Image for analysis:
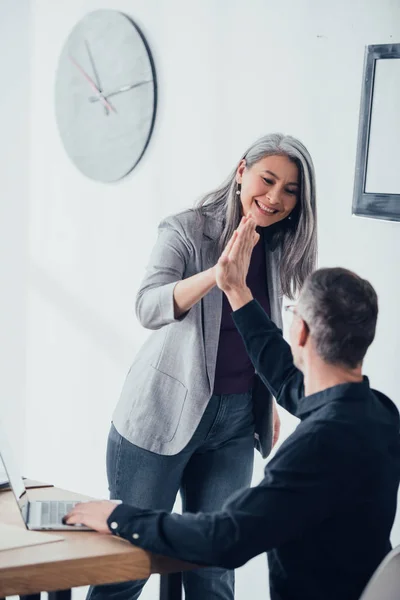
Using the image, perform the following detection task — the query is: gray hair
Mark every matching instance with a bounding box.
[196,133,317,299]
[297,268,378,368]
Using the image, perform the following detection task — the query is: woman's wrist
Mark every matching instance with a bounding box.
[208,265,217,284]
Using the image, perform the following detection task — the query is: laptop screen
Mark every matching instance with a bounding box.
[0,427,29,527]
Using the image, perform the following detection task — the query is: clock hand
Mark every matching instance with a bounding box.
[88,80,152,103]
[85,39,108,116]
[69,56,116,113]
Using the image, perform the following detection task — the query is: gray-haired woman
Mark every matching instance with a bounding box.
[89,133,317,600]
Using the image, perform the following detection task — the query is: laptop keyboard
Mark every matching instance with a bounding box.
[40,501,76,526]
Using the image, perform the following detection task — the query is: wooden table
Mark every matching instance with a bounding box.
[0,485,192,600]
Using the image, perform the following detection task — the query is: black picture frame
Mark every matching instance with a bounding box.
[352,43,400,222]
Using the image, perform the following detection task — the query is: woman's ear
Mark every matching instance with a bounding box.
[236,159,247,184]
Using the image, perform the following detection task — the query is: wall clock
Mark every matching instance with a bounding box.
[55,10,157,182]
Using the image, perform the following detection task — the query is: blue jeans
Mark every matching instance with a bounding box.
[88,391,255,600]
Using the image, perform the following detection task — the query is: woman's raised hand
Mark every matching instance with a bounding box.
[216,216,259,294]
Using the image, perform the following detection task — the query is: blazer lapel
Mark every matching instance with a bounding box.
[200,215,223,391]
[264,236,283,329]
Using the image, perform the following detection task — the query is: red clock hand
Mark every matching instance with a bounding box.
[69,56,116,113]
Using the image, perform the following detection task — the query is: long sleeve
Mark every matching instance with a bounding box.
[106,428,344,569]
[232,299,304,415]
[135,217,192,330]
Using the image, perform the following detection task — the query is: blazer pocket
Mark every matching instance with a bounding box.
[128,364,188,444]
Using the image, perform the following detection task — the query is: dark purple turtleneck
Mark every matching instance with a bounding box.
[213,234,271,395]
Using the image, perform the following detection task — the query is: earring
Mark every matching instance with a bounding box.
[236,183,241,196]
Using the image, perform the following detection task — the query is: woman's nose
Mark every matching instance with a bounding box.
[266,190,280,206]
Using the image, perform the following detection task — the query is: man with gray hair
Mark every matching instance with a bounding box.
[65,217,400,600]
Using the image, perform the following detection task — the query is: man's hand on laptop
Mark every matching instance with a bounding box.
[63,500,120,533]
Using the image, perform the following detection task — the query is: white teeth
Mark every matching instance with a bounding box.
[257,201,276,214]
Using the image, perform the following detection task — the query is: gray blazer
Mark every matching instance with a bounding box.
[113,209,283,457]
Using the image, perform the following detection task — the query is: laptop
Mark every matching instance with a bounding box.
[0,433,91,531]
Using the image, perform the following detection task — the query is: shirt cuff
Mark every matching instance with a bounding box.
[107,503,145,540]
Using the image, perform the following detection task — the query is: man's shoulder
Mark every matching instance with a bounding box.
[370,387,400,424]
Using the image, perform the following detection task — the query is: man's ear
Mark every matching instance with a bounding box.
[298,319,310,348]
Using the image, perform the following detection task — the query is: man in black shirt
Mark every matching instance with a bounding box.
[65,218,400,600]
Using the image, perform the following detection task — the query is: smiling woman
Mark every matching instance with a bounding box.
[238,155,300,225]
[90,133,318,600]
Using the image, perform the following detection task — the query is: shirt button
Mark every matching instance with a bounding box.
[132,533,140,540]
[110,521,118,530]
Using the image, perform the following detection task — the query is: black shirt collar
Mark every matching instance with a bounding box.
[296,376,371,418]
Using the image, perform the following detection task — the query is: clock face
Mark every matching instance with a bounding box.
[55,10,157,182]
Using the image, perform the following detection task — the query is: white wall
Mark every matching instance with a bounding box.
[0,0,30,466]
[18,0,400,598]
